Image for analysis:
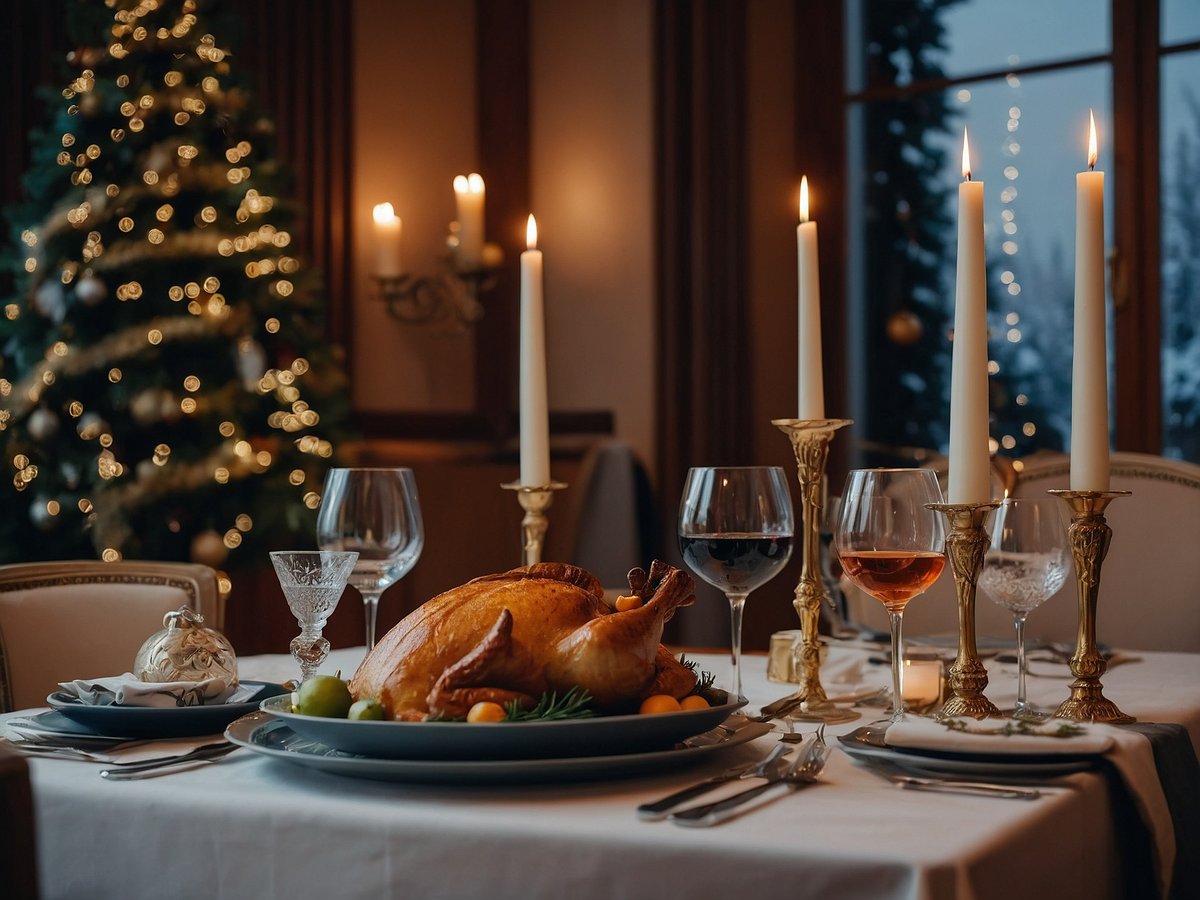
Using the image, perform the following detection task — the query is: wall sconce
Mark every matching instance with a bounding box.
[371,175,504,331]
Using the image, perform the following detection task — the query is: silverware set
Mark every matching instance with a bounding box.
[638,727,831,828]
[3,730,238,779]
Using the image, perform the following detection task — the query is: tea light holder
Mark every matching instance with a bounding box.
[501,480,568,567]
[772,417,852,716]
[1047,489,1134,724]
[927,501,1002,719]
[901,657,943,711]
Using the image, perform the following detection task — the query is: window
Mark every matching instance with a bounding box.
[841,0,1198,464]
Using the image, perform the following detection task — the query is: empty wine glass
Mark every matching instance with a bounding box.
[834,468,947,721]
[678,466,794,703]
[316,467,424,650]
[978,497,1069,720]
[270,550,359,681]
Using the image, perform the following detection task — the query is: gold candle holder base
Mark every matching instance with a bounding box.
[1047,489,1134,725]
[501,480,568,567]
[927,501,1002,719]
[771,417,853,714]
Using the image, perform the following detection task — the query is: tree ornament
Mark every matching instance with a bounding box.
[75,272,107,306]
[886,309,924,346]
[236,339,268,390]
[28,408,60,442]
[130,388,163,425]
[190,529,229,567]
[29,498,57,531]
[34,280,66,322]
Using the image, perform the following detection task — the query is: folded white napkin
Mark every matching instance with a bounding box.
[885,715,1115,755]
[886,717,1174,897]
[58,673,256,708]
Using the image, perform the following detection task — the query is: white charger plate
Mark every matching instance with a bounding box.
[227,711,772,784]
[260,693,747,760]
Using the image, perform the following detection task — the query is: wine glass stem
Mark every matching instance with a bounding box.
[727,593,748,702]
[1014,613,1028,710]
[889,610,905,720]
[363,591,382,650]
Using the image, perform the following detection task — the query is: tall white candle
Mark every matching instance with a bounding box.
[1071,112,1110,491]
[454,172,485,269]
[947,130,992,505]
[371,202,402,277]
[519,214,550,486]
[797,176,825,420]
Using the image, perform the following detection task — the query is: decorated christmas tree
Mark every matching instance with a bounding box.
[0,0,350,577]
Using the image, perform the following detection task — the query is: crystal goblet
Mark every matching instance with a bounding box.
[978,497,1069,720]
[269,550,359,682]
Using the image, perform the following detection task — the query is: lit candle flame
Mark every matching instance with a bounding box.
[1087,110,1098,170]
[526,214,538,250]
[453,175,468,193]
[799,176,809,224]
[467,172,484,193]
[372,202,397,225]
[961,128,972,181]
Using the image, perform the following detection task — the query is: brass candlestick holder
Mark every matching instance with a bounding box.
[1047,489,1134,724]
[772,417,852,716]
[501,480,568,567]
[927,501,1002,719]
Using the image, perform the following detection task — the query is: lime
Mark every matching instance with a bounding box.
[294,675,353,718]
[348,699,385,721]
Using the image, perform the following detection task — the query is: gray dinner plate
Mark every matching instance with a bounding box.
[260,694,748,760]
[227,711,772,784]
[46,682,290,738]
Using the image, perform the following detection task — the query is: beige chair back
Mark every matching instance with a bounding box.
[842,452,1200,653]
[0,561,222,712]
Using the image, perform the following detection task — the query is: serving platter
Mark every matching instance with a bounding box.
[260,694,748,760]
[45,681,290,738]
[227,711,771,784]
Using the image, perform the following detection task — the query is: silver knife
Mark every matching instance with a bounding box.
[636,744,790,820]
[99,742,238,779]
[886,772,1041,800]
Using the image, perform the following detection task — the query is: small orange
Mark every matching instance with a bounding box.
[466,701,507,723]
[680,694,710,710]
[614,594,643,611]
[638,694,682,715]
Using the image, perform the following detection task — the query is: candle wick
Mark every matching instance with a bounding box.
[1088,161,1095,172]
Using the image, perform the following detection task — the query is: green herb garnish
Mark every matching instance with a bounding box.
[505,686,596,721]
[942,719,1086,738]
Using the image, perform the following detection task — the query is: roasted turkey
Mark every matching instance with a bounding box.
[350,560,698,720]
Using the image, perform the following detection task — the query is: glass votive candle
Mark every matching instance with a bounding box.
[901,658,943,710]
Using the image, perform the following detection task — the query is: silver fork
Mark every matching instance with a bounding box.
[669,726,831,827]
[637,743,791,820]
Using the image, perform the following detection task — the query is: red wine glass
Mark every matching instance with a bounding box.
[834,468,947,721]
[678,466,794,702]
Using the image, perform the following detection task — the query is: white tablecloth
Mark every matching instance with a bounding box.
[11,643,1200,900]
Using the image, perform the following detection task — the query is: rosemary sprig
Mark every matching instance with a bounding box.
[678,654,718,698]
[504,686,596,721]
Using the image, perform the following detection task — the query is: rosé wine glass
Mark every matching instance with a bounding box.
[834,468,947,721]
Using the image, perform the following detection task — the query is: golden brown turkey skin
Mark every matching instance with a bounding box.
[349,561,697,719]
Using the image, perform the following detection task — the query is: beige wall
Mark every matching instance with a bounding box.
[349,0,657,479]
[352,0,477,413]
[531,0,656,475]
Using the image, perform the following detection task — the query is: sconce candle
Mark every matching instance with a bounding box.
[454,172,486,269]
[371,202,403,278]
[797,176,824,420]
[1071,111,1110,491]
[519,214,550,486]
[947,130,992,505]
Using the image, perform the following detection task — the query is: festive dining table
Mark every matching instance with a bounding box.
[7,641,1199,900]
